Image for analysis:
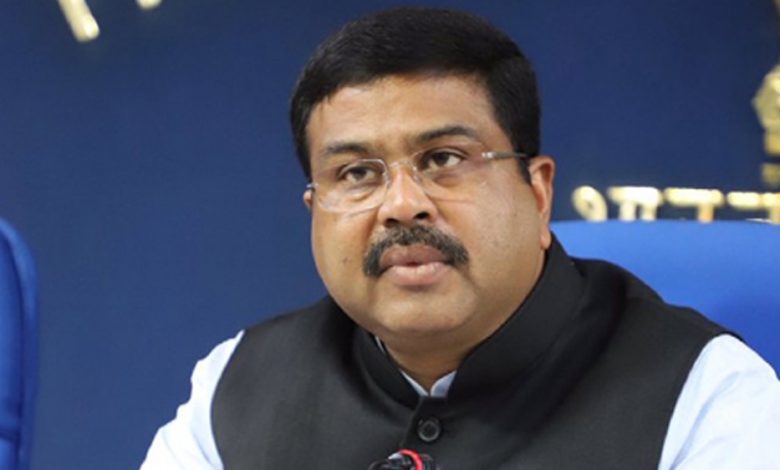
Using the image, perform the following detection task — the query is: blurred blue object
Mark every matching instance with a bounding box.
[552,220,780,371]
[0,219,37,470]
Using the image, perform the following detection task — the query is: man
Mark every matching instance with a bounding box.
[142,7,780,469]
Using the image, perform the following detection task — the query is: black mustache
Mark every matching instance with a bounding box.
[363,225,469,278]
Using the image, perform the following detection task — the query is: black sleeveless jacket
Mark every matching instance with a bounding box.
[212,240,725,469]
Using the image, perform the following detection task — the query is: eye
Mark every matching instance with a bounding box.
[421,150,467,171]
[336,161,383,184]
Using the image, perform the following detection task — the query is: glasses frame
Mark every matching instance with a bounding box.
[306,149,532,213]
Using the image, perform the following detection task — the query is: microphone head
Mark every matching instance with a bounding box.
[367,449,438,470]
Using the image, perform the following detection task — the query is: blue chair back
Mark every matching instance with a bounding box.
[0,219,37,470]
[552,220,780,371]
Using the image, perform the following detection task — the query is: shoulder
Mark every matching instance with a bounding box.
[660,335,780,468]
[235,296,355,358]
[570,257,728,410]
[243,296,348,334]
[214,296,358,404]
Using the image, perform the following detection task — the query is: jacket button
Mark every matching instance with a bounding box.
[416,417,441,443]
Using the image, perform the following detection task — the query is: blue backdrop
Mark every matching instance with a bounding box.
[1,1,778,468]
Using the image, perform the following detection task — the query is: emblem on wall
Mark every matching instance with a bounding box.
[572,0,780,224]
[753,0,780,188]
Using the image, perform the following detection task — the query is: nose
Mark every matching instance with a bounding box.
[376,162,438,228]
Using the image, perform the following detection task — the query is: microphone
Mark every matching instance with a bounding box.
[367,448,439,470]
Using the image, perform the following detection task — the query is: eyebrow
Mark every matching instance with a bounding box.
[317,124,483,160]
[413,125,482,145]
[319,141,373,161]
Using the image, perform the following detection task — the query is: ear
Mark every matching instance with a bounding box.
[303,189,313,212]
[528,155,556,249]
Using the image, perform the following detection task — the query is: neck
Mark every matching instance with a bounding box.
[382,340,467,391]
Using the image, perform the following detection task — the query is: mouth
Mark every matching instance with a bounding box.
[362,224,469,280]
[378,244,451,287]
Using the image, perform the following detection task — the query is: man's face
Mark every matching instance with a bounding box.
[304,74,554,354]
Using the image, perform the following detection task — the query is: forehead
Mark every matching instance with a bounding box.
[306,74,510,161]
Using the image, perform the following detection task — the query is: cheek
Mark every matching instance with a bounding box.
[311,213,369,281]
[467,188,542,268]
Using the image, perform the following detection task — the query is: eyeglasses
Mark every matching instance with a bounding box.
[306,141,531,213]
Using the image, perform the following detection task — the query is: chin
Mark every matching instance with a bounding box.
[373,303,467,338]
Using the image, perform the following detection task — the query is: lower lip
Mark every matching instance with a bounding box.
[382,261,449,287]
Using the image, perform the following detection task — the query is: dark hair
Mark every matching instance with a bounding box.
[290,7,540,181]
